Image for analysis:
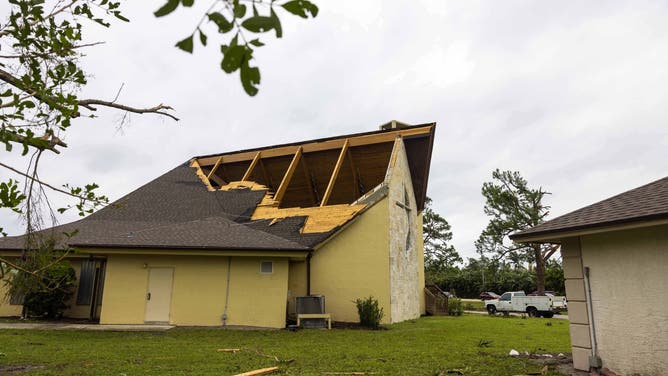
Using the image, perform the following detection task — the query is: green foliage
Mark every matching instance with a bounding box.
[22,261,76,319]
[545,259,565,295]
[423,197,462,283]
[6,237,76,319]
[447,297,463,316]
[157,0,319,96]
[0,0,129,156]
[476,169,555,292]
[0,179,26,236]
[432,257,565,299]
[354,296,384,329]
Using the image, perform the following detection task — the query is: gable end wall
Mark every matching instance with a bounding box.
[387,138,424,323]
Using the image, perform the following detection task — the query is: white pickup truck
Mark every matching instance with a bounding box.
[485,291,567,318]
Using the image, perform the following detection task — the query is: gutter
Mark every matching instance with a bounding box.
[306,251,313,295]
[222,257,232,328]
[584,266,602,370]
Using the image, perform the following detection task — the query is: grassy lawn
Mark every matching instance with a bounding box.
[0,315,571,375]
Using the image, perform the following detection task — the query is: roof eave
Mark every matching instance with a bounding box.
[193,122,435,161]
[510,215,668,243]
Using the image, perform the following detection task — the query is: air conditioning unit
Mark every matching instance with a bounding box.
[296,295,325,314]
[295,295,327,329]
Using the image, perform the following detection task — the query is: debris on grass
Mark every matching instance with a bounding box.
[477,339,493,347]
[232,366,279,376]
[216,347,294,364]
[509,349,520,356]
[322,373,377,375]
[433,368,468,376]
[0,365,45,374]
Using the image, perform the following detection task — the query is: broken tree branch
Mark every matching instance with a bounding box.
[77,99,179,121]
[232,367,279,376]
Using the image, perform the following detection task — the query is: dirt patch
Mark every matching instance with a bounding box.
[0,365,45,373]
[522,353,589,376]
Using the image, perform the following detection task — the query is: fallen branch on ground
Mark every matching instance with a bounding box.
[232,366,279,376]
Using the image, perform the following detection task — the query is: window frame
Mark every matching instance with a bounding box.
[259,260,273,274]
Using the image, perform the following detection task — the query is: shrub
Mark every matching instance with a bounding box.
[20,261,76,319]
[354,296,384,329]
[448,297,463,316]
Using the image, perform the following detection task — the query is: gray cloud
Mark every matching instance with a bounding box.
[2,1,667,261]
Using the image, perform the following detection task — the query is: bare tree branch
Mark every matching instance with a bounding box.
[78,99,179,121]
[0,128,68,154]
[0,41,106,59]
[0,161,107,206]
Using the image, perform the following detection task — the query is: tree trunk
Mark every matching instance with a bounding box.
[533,244,546,294]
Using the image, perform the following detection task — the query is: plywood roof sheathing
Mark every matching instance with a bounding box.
[189,159,215,191]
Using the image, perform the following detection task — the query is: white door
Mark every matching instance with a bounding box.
[145,268,174,323]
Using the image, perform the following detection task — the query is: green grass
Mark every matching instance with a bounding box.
[0,315,571,375]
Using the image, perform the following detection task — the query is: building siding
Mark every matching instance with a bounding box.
[0,257,95,319]
[310,197,391,323]
[99,254,289,328]
[579,224,668,375]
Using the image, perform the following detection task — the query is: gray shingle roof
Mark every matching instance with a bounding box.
[0,162,316,252]
[511,176,668,241]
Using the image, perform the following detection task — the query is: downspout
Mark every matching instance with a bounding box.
[222,257,232,328]
[584,266,601,369]
[306,252,312,295]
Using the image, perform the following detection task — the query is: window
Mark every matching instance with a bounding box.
[76,260,96,305]
[9,288,24,305]
[500,293,511,301]
[2,264,23,305]
[260,261,273,274]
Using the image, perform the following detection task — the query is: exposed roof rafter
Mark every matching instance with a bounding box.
[241,152,262,181]
[321,139,349,207]
[274,147,303,204]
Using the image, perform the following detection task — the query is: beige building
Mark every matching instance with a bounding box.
[511,177,668,375]
[0,122,435,328]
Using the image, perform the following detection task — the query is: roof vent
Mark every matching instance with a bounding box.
[379,120,412,131]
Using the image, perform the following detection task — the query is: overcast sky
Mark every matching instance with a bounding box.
[2,1,667,260]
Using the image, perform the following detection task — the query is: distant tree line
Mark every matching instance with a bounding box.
[427,258,564,299]
[423,169,564,298]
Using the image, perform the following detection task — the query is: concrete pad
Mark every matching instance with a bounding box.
[0,322,173,331]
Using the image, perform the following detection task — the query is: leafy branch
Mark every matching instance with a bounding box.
[156,0,318,96]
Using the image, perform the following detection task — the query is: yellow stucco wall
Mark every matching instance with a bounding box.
[99,254,289,328]
[310,197,391,323]
[287,260,307,315]
[0,257,94,319]
[226,257,289,328]
[578,224,668,375]
[0,272,22,316]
